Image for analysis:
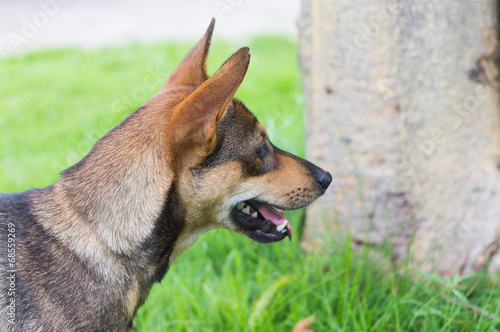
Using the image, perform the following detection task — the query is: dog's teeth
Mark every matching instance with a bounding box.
[237,202,245,210]
[280,229,287,233]
[251,211,258,219]
[276,219,288,232]
[242,206,251,215]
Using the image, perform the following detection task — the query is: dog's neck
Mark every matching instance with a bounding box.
[59,107,173,255]
[33,100,189,272]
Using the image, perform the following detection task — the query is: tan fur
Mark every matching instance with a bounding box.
[124,280,141,319]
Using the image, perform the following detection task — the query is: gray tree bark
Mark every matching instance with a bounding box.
[300,0,500,273]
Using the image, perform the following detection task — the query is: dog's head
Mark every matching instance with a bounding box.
[160,19,331,243]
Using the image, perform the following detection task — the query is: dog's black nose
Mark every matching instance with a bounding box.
[305,161,332,194]
[309,163,332,193]
[317,170,332,191]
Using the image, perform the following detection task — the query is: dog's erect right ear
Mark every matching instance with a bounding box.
[172,47,250,156]
[164,18,215,88]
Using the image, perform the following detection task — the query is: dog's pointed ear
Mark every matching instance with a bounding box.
[173,47,250,156]
[164,18,215,88]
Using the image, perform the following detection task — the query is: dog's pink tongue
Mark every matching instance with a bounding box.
[257,204,292,241]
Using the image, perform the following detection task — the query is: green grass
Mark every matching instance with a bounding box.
[1,38,500,331]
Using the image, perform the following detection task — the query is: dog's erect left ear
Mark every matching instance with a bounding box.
[173,47,250,156]
[164,18,215,88]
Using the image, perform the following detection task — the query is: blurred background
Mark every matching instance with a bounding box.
[0,0,300,56]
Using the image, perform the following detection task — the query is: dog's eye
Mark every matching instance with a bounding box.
[255,145,267,158]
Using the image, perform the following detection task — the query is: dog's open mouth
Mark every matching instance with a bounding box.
[232,200,292,243]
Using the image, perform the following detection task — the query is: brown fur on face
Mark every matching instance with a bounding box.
[0,18,331,330]
[172,98,329,243]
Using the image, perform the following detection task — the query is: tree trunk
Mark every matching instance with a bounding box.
[300,0,500,273]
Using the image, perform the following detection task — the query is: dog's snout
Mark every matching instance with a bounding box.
[307,162,332,193]
[317,170,332,191]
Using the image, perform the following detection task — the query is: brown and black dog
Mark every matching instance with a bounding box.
[0,19,331,331]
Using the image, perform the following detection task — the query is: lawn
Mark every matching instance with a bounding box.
[1,38,500,331]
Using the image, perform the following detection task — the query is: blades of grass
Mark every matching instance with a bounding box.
[336,233,351,327]
[419,271,446,284]
[347,242,371,331]
[440,298,465,331]
[478,279,500,332]
[389,274,402,332]
[451,288,468,303]
[371,311,393,331]
[409,305,445,327]
[168,269,206,319]
[248,274,295,330]
[408,292,443,328]
[400,229,417,298]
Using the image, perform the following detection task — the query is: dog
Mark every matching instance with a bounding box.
[0,18,331,331]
